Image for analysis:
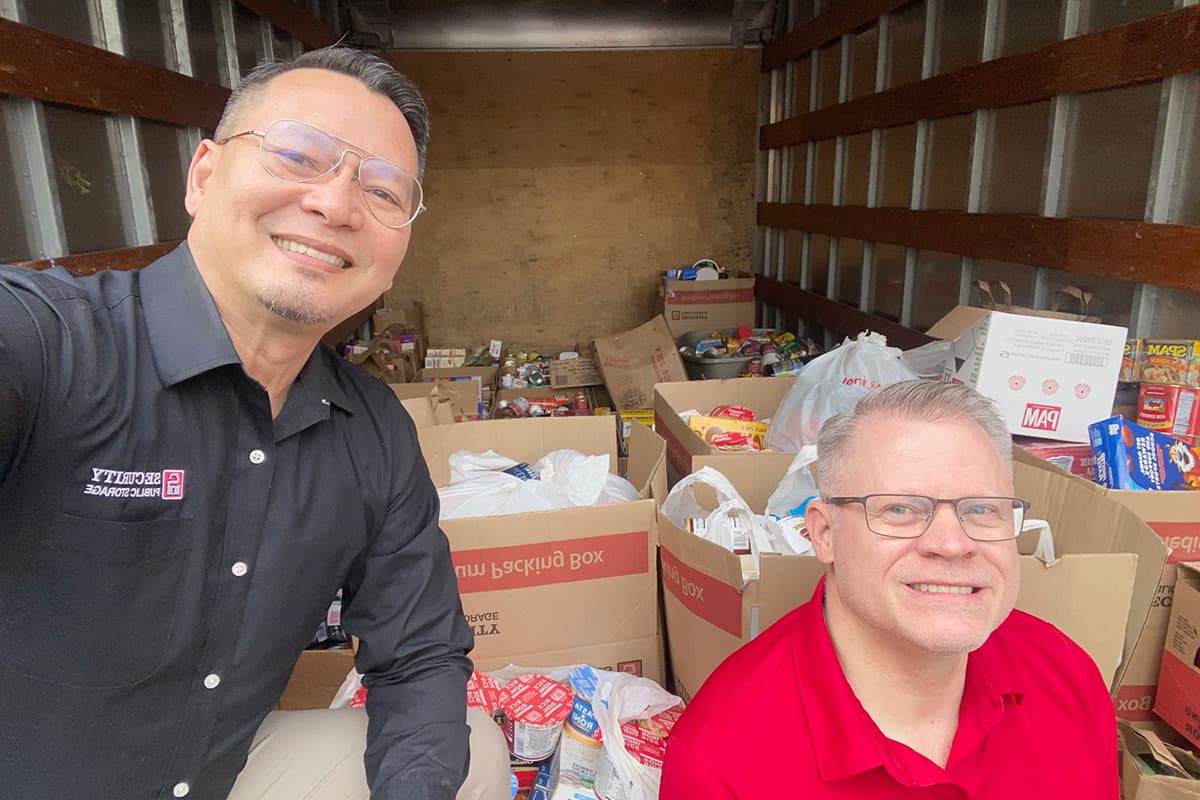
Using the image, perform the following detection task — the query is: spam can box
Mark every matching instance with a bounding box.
[1121,338,1142,383]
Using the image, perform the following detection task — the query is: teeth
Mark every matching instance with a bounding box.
[273,237,348,268]
[910,583,975,595]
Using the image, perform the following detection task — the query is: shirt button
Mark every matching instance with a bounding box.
[321,398,330,405]
[203,673,221,690]
[249,449,266,464]
[231,561,248,577]
[173,782,190,797]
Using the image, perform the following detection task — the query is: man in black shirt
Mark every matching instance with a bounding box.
[0,47,508,799]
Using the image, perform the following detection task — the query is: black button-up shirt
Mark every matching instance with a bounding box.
[0,245,474,800]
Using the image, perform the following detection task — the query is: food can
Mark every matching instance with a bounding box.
[495,400,520,419]
[556,666,603,787]
[528,396,558,415]
[497,675,573,761]
[573,391,591,412]
[511,396,531,416]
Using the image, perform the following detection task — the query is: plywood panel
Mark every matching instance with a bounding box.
[384,49,759,348]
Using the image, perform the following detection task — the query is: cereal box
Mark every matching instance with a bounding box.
[1139,339,1200,387]
[1089,416,1200,492]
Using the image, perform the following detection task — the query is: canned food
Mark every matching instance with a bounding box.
[528,396,558,414]
[497,675,573,761]
[495,400,520,419]
[511,396,531,416]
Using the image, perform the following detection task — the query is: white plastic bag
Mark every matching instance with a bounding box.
[661,467,780,578]
[592,671,683,800]
[764,445,820,517]
[764,332,919,453]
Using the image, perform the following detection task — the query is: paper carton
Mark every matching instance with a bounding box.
[659,272,757,338]
[653,377,795,488]
[416,416,668,683]
[926,307,1127,442]
[1119,722,1200,799]
[660,451,1164,705]
[593,317,688,411]
[1157,564,1200,748]
[548,354,603,389]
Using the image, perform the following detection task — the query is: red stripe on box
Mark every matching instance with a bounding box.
[1147,521,1200,564]
[666,289,755,305]
[655,413,693,480]
[452,531,649,594]
[1153,652,1200,740]
[659,545,744,638]
[1114,683,1158,721]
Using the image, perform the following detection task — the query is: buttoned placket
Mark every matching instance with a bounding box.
[159,378,277,798]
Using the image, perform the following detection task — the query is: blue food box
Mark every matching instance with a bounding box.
[1088,415,1200,491]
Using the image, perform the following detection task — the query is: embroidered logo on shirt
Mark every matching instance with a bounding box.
[82,467,186,500]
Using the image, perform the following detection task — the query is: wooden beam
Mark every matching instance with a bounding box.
[235,0,340,49]
[758,203,1200,293]
[761,0,912,72]
[18,243,180,276]
[0,20,229,129]
[762,5,1200,148]
[755,275,935,348]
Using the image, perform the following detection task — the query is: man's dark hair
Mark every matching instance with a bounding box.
[215,46,430,176]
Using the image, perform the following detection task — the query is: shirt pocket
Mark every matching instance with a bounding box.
[0,511,190,688]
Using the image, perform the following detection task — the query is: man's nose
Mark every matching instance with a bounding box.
[917,503,975,555]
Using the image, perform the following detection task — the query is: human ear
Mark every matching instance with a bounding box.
[806,502,837,566]
[184,139,219,217]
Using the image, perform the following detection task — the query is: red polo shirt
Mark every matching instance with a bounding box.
[660,578,1118,799]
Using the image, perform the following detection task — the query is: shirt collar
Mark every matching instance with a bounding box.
[139,243,354,417]
[794,577,1024,784]
[140,242,241,387]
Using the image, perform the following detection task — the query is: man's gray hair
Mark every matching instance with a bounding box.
[214,46,430,177]
[817,380,1013,497]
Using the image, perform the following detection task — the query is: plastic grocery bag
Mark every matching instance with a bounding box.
[591,671,683,800]
[662,467,785,578]
[438,448,637,519]
[764,445,820,517]
[764,332,919,453]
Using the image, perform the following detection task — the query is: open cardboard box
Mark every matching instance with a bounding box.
[653,376,795,487]
[416,415,668,682]
[659,451,1166,704]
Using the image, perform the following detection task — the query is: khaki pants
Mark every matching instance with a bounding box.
[228,707,511,800]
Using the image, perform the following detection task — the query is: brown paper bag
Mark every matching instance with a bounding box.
[972,279,1102,324]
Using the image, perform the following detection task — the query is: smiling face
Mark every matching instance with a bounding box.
[807,412,1020,660]
[184,68,419,330]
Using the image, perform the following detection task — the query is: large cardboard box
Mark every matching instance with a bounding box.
[659,272,757,338]
[1120,722,1200,799]
[1063,479,1200,723]
[660,452,1165,704]
[416,416,668,683]
[593,316,688,411]
[1156,564,1200,748]
[417,366,497,419]
[926,307,1127,443]
[653,376,795,490]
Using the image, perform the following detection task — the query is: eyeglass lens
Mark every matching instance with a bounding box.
[863,495,1024,540]
[258,120,422,227]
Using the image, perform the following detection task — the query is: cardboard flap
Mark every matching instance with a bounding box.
[1016,553,1138,688]
[926,306,990,340]
[1014,450,1170,688]
[418,415,620,487]
[594,316,688,410]
[625,419,667,501]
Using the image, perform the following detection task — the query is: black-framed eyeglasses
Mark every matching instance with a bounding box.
[216,118,426,229]
[824,494,1031,542]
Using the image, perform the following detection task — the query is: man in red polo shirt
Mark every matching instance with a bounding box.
[660,380,1118,798]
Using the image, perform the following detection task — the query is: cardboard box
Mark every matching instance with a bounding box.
[1120,722,1200,799]
[277,648,356,711]
[418,366,497,419]
[926,307,1127,443]
[1014,437,1097,481]
[593,316,688,411]
[416,416,668,683]
[391,383,462,426]
[653,377,795,489]
[660,449,1165,704]
[659,272,757,338]
[1157,564,1200,748]
[548,354,603,389]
